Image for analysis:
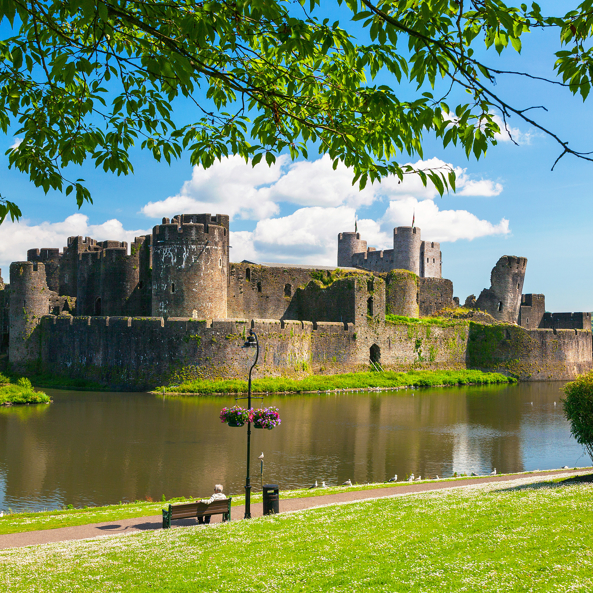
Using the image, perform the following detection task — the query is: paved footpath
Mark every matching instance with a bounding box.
[1,468,590,550]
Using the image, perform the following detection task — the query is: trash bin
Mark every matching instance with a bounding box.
[262,484,280,515]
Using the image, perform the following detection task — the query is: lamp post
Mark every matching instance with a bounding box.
[242,329,259,519]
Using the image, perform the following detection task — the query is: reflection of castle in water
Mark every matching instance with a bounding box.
[0,384,574,512]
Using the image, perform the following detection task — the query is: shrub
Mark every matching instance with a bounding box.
[563,371,593,461]
[0,372,10,385]
[16,377,33,389]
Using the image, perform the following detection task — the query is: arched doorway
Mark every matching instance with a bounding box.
[370,343,381,365]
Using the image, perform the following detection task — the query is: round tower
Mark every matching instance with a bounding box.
[393,227,422,275]
[9,261,51,367]
[151,215,229,319]
[385,270,419,318]
[100,247,140,316]
[27,248,61,292]
[337,232,367,267]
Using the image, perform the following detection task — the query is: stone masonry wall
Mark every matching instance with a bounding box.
[418,277,454,317]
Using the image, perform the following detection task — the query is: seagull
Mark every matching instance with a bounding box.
[562,466,569,469]
[308,481,318,489]
[258,452,264,460]
[387,475,398,482]
[407,474,415,482]
[435,475,440,480]
[341,479,352,486]
[471,472,478,476]
[415,475,422,481]
[321,481,327,488]
[554,402,557,406]
[490,468,497,475]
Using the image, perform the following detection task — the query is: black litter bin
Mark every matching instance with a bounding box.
[262,484,280,515]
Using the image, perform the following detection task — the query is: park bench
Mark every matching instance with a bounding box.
[162,498,232,528]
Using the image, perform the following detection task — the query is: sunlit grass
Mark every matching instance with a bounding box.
[1,474,592,592]
[160,369,515,395]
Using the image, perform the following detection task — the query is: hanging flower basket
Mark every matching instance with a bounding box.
[250,407,281,430]
[220,405,250,427]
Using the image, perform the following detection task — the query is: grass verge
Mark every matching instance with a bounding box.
[158,369,515,395]
[0,374,51,406]
[1,469,584,536]
[1,473,592,592]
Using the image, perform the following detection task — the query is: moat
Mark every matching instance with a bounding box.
[0,382,587,513]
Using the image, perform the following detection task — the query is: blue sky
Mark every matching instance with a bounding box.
[1,3,591,312]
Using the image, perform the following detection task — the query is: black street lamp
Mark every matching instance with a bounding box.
[241,329,259,519]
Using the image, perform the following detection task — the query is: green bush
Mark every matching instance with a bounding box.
[16,377,33,389]
[0,372,10,385]
[563,371,593,461]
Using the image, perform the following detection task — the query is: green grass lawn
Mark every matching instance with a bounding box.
[1,474,591,592]
[161,369,515,395]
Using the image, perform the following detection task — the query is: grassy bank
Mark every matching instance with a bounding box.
[158,369,515,395]
[1,469,581,536]
[0,374,50,406]
[1,473,592,592]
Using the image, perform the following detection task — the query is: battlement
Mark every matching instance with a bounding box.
[67,236,98,248]
[27,248,61,262]
[394,226,420,237]
[98,240,127,250]
[153,221,227,242]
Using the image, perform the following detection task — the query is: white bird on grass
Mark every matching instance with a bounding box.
[563,466,570,469]
[407,474,414,482]
[321,481,327,488]
[471,472,478,476]
[341,479,352,486]
[435,475,440,480]
[415,475,422,481]
[387,475,398,482]
[308,481,318,489]
[490,468,497,475]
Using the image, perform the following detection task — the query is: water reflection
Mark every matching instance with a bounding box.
[0,382,585,512]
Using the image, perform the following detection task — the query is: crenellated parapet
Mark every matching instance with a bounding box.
[152,214,229,319]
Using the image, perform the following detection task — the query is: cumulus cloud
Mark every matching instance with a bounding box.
[0,214,150,276]
[491,114,532,144]
[141,155,503,224]
[230,199,509,265]
[9,137,23,150]
[381,198,510,243]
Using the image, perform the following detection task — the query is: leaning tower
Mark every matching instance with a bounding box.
[393,227,422,275]
[151,214,229,319]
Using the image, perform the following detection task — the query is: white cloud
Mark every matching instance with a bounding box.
[141,154,287,221]
[9,138,22,150]
[381,198,510,243]
[0,214,150,277]
[141,155,503,224]
[230,199,509,266]
[491,114,532,144]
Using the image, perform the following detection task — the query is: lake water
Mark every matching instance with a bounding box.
[0,382,588,513]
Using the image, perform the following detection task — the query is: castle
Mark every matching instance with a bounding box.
[0,213,590,389]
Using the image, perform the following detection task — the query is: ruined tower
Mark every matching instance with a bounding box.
[151,214,229,319]
[475,255,527,323]
[9,262,51,368]
[393,227,422,275]
[337,232,367,267]
[27,248,61,292]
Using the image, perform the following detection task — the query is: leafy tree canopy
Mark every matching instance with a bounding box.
[1,0,592,222]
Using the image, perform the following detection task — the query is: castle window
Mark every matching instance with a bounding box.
[427,258,429,263]
[246,268,251,282]
[257,282,262,293]
[94,297,102,316]
[284,283,292,297]
[367,296,374,316]
[171,283,176,294]
[498,301,503,312]
[367,280,373,292]
[433,258,435,263]
[219,258,222,268]
[517,284,520,289]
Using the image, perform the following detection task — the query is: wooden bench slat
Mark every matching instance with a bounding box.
[162,498,232,529]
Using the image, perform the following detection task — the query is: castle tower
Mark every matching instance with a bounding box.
[420,241,442,278]
[27,248,61,292]
[475,255,527,323]
[100,245,140,316]
[60,236,100,297]
[337,232,367,267]
[151,214,229,318]
[393,227,422,275]
[9,262,51,368]
[76,251,102,315]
